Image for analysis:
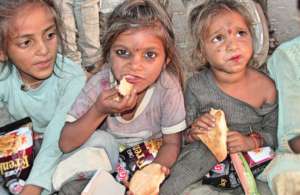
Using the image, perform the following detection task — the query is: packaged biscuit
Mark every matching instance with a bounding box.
[114,138,162,182]
[0,118,33,194]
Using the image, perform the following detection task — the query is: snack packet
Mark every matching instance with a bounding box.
[203,147,274,190]
[114,138,162,182]
[0,118,34,194]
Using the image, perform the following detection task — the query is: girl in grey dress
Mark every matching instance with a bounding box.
[160,0,277,194]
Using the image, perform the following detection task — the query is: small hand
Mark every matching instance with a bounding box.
[188,113,216,142]
[227,131,253,153]
[161,165,170,176]
[94,87,138,116]
[126,163,169,195]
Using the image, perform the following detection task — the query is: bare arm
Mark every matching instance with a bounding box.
[153,132,182,168]
[59,88,137,153]
[254,74,278,149]
[59,105,107,153]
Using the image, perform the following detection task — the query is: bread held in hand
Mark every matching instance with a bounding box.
[129,163,165,195]
[196,108,228,162]
[119,77,133,96]
[113,77,133,101]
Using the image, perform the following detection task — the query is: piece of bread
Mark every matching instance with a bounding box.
[119,77,133,96]
[129,163,165,195]
[196,108,228,162]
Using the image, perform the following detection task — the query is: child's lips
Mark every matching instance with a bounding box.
[124,74,142,84]
[34,59,52,68]
[229,55,241,61]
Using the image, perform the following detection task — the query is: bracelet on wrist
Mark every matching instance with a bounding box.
[248,131,263,149]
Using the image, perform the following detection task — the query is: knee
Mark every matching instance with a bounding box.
[84,131,119,169]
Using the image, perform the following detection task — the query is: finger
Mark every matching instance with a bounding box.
[227,131,243,142]
[228,146,237,154]
[207,113,216,121]
[161,166,170,176]
[191,125,209,134]
[107,97,127,111]
[227,131,240,137]
[228,139,246,152]
[227,141,242,149]
[193,120,211,131]
[189,126,209,141]
[227,134,240,143]
[190,131,208,142]
[126,88,138,109]
[112,95,132,111]
[203,113,216,124]
[102,87,119,98]
[190,133,201,141]
[228,145,241,153]
[196,114,215,129]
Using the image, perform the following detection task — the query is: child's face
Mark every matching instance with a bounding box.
[110,28,167,94]
[4,3,58,84]
[203,10,253,74]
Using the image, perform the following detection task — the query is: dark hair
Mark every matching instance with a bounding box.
[0,0,64,73]
[189,0,254,68]
[101,0,184,87]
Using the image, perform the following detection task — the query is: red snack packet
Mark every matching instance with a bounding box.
[0,118,34,194]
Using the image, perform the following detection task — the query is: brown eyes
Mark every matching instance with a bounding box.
[116,49,129,57]
[115,49,157,60]
[144,51,157,59]
[211,30,249,44]
[18,31,57,49]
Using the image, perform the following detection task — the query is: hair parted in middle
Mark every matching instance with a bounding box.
[189,0,255,69]
[101,0,184,87]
